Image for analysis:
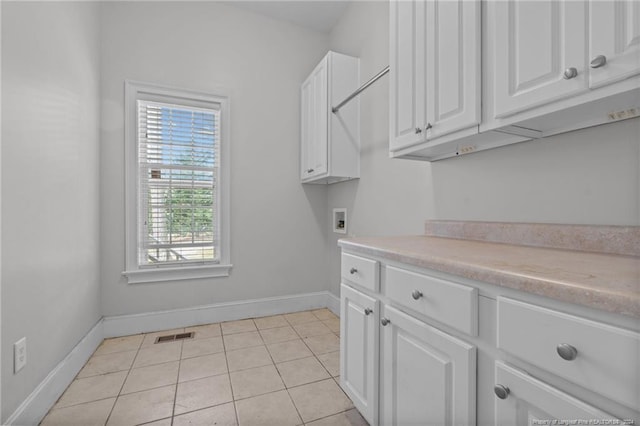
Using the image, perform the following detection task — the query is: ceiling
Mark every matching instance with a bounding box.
[226,1,351,33]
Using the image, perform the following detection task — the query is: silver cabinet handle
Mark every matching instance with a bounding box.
[364,308,373,316]
[494,384,510,400]
[563,67,578,79]
[307,168,314,173]
[425,123,433,131]
[349,267,358,274]
[411,290,423,300]
[590,55,607,69]
[415,127,422,134]
[557,343,578,361]
[381,318,390,326]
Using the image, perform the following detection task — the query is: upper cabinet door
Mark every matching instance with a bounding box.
[389,0,427,151]
[493,1,588,118]
[426,0,480,139]
[589,0,640,88]
[300,57,328,180]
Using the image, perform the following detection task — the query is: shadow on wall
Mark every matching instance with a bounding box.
[429,118,640,225]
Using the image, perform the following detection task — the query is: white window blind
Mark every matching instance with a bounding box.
[137,100,220,267]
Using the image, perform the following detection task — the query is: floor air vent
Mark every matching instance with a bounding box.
[155,332,194,344]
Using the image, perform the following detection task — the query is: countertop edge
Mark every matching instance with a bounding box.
[338,238,640,319]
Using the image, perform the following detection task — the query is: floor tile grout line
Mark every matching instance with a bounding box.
[300,407,360,426]
[260,328,305,426]
[103,334,144,426]
[219,322,241,426]
[170,340,185,426]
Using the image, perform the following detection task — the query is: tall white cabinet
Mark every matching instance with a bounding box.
[300,51,360,184]
[389,0,480,153]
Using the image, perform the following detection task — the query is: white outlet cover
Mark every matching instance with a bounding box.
[14,337,27,373]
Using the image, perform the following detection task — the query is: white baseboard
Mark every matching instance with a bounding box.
[5,319,104,426]
[7,290,340,425]
[326,291,340,316]
[103,290,338,338]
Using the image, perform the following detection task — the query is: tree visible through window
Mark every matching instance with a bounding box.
[138,101,220,266]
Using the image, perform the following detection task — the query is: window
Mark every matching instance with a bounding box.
[123,81,231,283]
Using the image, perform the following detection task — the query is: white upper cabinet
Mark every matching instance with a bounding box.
[389,0,480,153]
[426,0,481,139]
[300,51,360,184]
[389,0,640,160]
[389,0,426,152]
[493,1,588,118]
[301,57,329,180]
[589,0,640,88]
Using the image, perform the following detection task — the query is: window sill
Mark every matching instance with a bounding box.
[123,264,232,284]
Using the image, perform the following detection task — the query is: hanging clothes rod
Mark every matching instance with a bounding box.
[332,65,390,113]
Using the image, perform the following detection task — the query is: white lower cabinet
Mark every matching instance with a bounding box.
[340,284,379,425]
[380,305,476,426]
[339,251,639,425]
[494,362,618,425]
[339,253,477,426]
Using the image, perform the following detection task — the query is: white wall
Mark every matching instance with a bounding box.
[100,2,331,316]
[327,1,640,296]
[1,2,102,421]
[326,1,433,296]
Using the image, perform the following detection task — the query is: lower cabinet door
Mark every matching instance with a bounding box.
[340,283,379,425]
[494,361,618,425]
[380,304,476,426]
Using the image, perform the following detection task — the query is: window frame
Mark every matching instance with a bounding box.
[123,80,231,284]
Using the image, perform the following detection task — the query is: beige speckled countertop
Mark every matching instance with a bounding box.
[338,235,640,318]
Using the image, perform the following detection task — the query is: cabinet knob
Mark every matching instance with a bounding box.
[563,67,578,80]
[349,267,358,274]
[411,290,423,300]
[307,168,314,173]
[556,343,578,361]
[415,127,422,134]
[425,123,433,131]
[364,308,373,316]
[381,318,391,326]
[494,384,510,400]
[590,55,607,69]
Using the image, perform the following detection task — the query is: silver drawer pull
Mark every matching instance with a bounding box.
[563,67,578,80]
[411,290,423,300]
[590,55,607,69]
[307,168,314,173]
[349,267,358,274]
[415,127,422,134]
[556,343,578,361]
[494,384,510,400]
[364,308,373,316]
[381,318,390,326]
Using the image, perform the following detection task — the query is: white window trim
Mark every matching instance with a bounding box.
[123,80,231,284]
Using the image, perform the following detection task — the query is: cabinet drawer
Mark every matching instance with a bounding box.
[385,266,478,336]
[341,253,379,292]
[497,297,640,410]
[494,361,617,425]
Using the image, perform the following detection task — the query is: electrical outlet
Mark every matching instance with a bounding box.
[456,145,476,155]
[607,108,638,121]
[14,337,27,373]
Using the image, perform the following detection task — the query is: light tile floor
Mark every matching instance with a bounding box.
[41,309,368,426]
